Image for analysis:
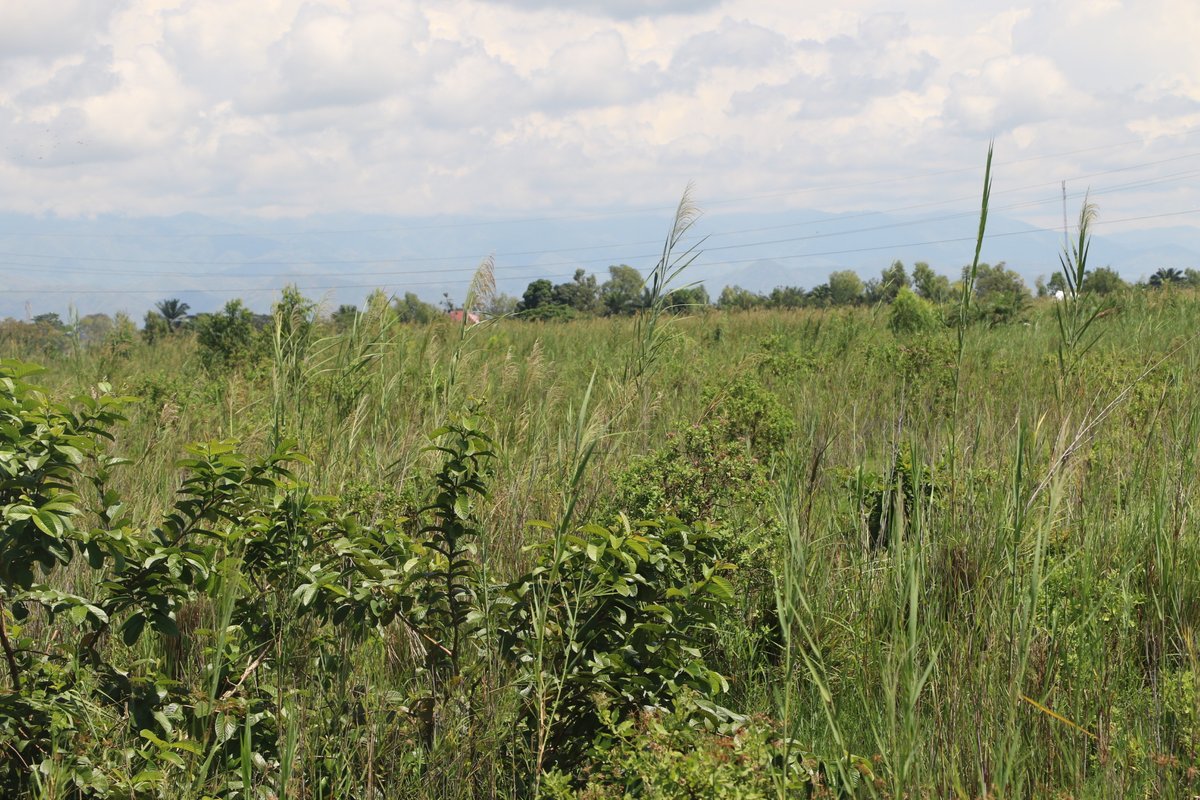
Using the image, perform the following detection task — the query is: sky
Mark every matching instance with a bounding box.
[2,0,1200,315]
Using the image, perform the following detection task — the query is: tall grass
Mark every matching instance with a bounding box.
[5,226,1200,797]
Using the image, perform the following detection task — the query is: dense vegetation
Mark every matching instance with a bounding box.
[3,197,1200,798]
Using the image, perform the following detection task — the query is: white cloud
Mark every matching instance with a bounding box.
[533,31,664,109]
[0,0,1197,225]
[670,17,792,73]
[471,0,721,19]
[944,54,1089,135]
[729,13,937,120]
[0,2,116,59]
[249,5,433,113]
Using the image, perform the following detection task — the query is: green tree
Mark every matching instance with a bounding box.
[1046,272,1068,296]
[273,285,315,342]
[552,269,600,313]
[394,292,440,324]
[481,293,519,318]
[767,286,807,309]
[717,285,764,311]
[876,260,910,303]
[828,270,864,306]
[32,313,64,330]
[517,279,579,320]
[1080,266,1127,295]
[600,265,645,315]
[912,262,951,303]
[194,299,259,370]
[331,304,359,331]
[665,285,709,313]
[518,279,555,313]
[807,283,833,306]
[155,298,190,331]
[1149,267,1185,288]
[972,262,1028,301]
[971,262,1030,322]
[75,313,114,343]
[141,310,170,344]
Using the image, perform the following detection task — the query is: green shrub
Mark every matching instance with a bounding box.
[499,518,736,774]
[615,424,769,528]
[888,287,939,335]
[193,299,263,371]
[757,334,816,381]
[969,262,1031,324]
[615,378,790,523]
[142,310,171,344]
[699,374,794,462]
[869,333,957,411]
[543,693,874,799]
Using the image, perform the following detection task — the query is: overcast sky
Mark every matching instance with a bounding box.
[2,0,1199,231]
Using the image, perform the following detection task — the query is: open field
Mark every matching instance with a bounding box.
[7,2,1200,797]
[3,279,1200,798]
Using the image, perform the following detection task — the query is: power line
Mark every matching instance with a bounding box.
[14,207,1199,297]
[4,164,1198,280]
[693,208,1200,269]
[3,150,1195,273]
[10,273,587,297]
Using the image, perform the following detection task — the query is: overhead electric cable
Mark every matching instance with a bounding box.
[15,207,1199,296]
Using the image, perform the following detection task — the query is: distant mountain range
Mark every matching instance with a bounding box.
[1,207,1197,320]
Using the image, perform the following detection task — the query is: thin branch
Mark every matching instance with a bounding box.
[0,594,22,692]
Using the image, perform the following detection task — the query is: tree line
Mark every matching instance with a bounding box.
[3,261,1198,359]
[510,261,1199,321]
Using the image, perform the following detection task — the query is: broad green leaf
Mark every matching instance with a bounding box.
[705,575,735,602]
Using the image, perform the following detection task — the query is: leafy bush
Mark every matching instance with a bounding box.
[0,361,511,795]
[0,360,313,795]
[394,291,441,323]
[542,692,880,799]
[757,334,816,381]
[700,374,794,461]
[614,373,790,599]
[970,262,1031,324]
[0,361,131,792]
[1081,266,1128,295]
[615,421,769,528]
[888,287,939,335]
[871,333,957,411]
[193,299,263,371]
[499,517,737,774]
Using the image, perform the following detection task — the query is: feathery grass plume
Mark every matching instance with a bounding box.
[625,183,706,387]
[466,253,497,319]
[444,254,496,409]
[269,285,319,449]
[305,294,400,482]
[1060,195,1096,299]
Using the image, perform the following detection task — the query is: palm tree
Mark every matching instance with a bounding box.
[1148,267,1184,288]
[155,298,190,331]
